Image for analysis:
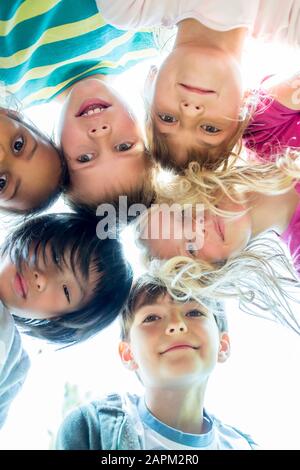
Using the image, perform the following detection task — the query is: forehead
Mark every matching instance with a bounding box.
[135,292,203,312]
[68,152,148,203]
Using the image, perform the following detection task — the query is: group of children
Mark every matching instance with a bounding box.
[1,0,300,450]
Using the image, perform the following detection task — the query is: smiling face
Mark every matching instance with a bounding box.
[0,111,62,213]
[0,244,97,319]
[143,198,252,263]
[58,79,148,204]
[147,46,243,166]
[120,294,229,388]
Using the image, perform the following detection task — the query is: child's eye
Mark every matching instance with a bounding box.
[186,309,205,317]
[143,314,160,323]
[201,125,221,134]
[115,142,134,152]
[13,135,25,153]
[186,242,198,258]
[0,174,8,193]
[158,113,178,124]
[77,153,93,163]
[63,284,70,303]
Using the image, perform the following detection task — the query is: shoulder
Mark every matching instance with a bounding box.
[0,303,15,366]
[56,402,102,450]
[0,304,30,428]
[0,303,30,379]
[55,393,140,450]
[209,413,258,450]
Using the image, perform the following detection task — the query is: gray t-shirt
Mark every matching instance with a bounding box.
[0,303,30,428]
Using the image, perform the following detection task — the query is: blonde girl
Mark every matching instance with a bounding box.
[136,156,300,334]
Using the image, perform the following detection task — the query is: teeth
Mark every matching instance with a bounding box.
[81,105,105,117]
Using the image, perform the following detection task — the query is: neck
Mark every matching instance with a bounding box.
[55,73,109,102]
[144,382,207,434]
[248,188,300,236]
[176,19,247,60]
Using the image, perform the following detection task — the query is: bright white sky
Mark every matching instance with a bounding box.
[0,38,300,450]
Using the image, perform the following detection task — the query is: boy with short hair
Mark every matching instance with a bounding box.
[56,275,257,450]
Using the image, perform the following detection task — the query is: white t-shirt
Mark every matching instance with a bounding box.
[0,303,30,428]
[97,0,300,46]
[137,397,257,450]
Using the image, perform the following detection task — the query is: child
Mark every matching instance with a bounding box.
[0,105,65,214]
[57,78,154,209]
[137,158,300,334]
[0,209,132,426]
[0,0,158,213]
[56,274,257,450]
[1,210,133,344]
[99,0,300,171]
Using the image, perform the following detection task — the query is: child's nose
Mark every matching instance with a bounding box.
[165,319,188,336]
[88,123,111,137]
[180,101,205,116]
[33,271,47,293]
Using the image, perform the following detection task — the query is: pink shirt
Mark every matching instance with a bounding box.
[280,184,300,275]
[243,83,300,273]
[243,91,300,161]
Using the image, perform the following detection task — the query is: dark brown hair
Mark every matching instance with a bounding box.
[120,274,227,340]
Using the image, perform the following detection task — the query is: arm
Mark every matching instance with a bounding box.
[265,73,300,110]
[0,323,30,428]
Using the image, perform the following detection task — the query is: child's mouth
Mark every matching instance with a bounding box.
[179,83,216,95]
[76,99,111,117]
[13,273,28,299]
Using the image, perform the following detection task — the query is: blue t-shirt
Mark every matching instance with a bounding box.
[138,397,257,450]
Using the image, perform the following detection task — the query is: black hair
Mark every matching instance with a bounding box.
[120,274,227,340]
[1,210,133,346]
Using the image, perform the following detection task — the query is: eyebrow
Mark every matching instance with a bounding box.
[135,297,175,312]
[28,139,38,161]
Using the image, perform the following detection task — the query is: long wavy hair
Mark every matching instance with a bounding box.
[149,238,300,334]
[135,152,300,334]
[154,153,300,217]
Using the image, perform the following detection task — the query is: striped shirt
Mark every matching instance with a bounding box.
[0,0,158,107]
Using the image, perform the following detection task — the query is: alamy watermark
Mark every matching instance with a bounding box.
[95,196,205,251]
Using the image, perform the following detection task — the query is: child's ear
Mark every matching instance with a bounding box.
[218,332,230,363]
[119,341,138,371]
[144,65,158,100]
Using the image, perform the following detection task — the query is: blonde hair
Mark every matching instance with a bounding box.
[135,152,300,334]
[150,237,300,334]
[154,152,300,217]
